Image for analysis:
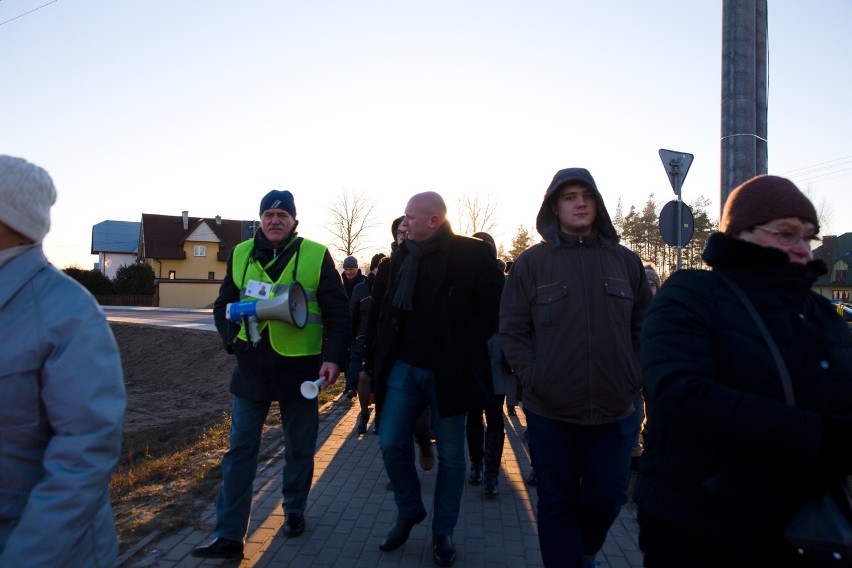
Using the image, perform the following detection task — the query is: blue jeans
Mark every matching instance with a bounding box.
[214,395,318,542]
[345,343,363,392]
[526,409,638,568]
[379,361,466,536]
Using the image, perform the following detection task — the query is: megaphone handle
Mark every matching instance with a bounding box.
[248,317,260,345]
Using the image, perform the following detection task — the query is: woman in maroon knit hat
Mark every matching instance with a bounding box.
[634,175,851,567]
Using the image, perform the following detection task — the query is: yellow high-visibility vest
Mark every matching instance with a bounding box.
[232,237,325,356]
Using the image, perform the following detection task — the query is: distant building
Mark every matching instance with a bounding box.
[139,211,256,308]
[91,220,141,279]
[812,233,852,302]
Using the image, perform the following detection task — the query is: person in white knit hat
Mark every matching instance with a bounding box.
[0,155,126,567]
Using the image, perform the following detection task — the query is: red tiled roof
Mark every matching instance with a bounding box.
[140,214,254,261]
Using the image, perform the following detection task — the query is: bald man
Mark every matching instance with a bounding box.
[363,192,503,566]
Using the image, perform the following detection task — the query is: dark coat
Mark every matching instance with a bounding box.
[635,232,852,560]
[212,231,351,402]
[343,270,366,299]
[367,227,504,418]
[349,272,374,347]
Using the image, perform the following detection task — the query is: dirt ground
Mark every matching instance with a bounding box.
[111,323,235,462]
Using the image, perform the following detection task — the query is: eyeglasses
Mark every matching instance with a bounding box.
[753,225,821,247]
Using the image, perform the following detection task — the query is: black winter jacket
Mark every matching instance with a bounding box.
[635,232,852,560]
[212,231,351,402]
[366,226,504,418]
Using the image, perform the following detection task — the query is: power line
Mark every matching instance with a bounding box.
[779,155,852,176]
[0,0,60,27]
[779,155,852,186]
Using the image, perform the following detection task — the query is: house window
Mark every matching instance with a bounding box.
[208,271,215,280]
[194,245,207,257]
[168,270,176,280]
[833,260,848,283]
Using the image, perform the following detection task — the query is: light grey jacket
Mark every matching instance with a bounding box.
[0,246,126,567]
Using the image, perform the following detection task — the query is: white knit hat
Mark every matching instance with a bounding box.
[0,155,57,243]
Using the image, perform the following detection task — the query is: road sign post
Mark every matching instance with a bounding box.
[658,149,694,270]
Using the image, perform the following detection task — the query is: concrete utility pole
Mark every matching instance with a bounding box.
[720,0,768,213]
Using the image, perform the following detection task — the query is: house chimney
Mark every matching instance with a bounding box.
[182,210,188,230]
[215,215,222,225]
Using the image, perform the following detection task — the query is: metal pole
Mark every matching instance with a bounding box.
[675,169,683,271]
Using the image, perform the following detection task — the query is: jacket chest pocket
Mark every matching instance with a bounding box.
[603,277,633,325]
[0,366,41,431]
[533,281,569,329]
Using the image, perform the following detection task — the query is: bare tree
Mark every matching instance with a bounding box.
[802,185,834,235]
[325,190,380,258]
[455,192,498,236]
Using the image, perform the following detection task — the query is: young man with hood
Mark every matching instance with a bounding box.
[499,168,652,568]
[194,190,350,560]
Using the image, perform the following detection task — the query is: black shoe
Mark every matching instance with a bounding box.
[379,508,427,551]
[525,467,538,486]
[468,463,483,485]
[283,513,305,537]
[372,414,381,434]
[357,410,370,435]
[344,389,358,399]
[432,534,456,566]
[191,537,244,559]
[483,475,498,497]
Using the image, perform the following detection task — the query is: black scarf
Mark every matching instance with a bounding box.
[392,224,449,311]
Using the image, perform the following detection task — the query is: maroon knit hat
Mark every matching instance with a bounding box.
[721,175,819,235]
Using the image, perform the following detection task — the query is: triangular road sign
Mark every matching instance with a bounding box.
[659,149,694,194]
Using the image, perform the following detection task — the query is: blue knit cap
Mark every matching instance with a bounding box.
[259,190,296,218]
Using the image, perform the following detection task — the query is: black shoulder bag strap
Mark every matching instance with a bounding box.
[716,272,796,407]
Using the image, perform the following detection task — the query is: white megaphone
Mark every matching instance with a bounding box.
[300,377,325,399]
[226,282,308,345]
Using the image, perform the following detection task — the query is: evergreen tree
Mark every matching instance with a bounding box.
[613,197,624,237]
[113,263,156,295]
[63,267,114,295]
[508,224,535,261]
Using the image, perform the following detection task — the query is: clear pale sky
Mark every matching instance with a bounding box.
[2,0,850,269]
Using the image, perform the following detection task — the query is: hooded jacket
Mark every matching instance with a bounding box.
[0,245,126,567]
[499,168,651,425]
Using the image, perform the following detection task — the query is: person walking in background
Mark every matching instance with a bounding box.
[466,231,508,498]
[500,168,652,568]
[644,262,661,296]
[0,155,127,566]
[635,175,852,567]
[341,255,365,299]
[363,215,405,435]
[363,192,503,566]
[342,255,366,398]
[194,190,350,560]
[632,262,661,471]
[352,252,385,434]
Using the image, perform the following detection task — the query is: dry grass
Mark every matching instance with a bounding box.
[110,381,344,556]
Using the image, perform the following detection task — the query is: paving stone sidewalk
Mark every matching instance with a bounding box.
[120,398,642,567]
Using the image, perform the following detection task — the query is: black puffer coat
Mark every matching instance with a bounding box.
[635,232,852,561]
